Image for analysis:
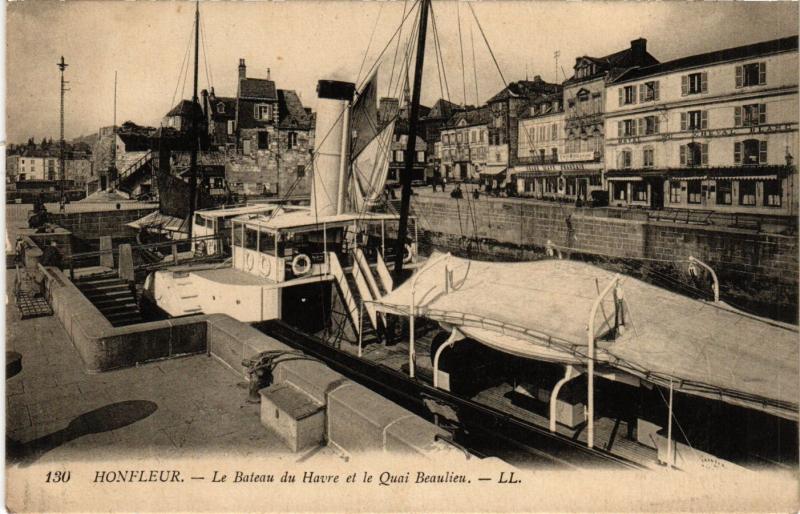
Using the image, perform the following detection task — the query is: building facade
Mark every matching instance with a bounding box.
[440,107,490,180]
[224,59,315,198]
[604,36,798,216]
[562,39,659,201]
[514,95,568,198]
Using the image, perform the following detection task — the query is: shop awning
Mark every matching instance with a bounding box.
[606,176,642,182]
[127,210,189,234]
[716,174,778,181]
[480,167,507,176]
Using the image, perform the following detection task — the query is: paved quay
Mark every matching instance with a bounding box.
[4,269,330,464]
[5,201,158,253]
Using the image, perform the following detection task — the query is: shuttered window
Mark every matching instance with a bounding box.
[737,104,767,127]
[736,62,767,87]
[683,72,707,95]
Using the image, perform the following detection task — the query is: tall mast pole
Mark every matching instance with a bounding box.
[111,71,117,188]
[188,1,200,237]
[393,0,430,281]
[57,56,68,195]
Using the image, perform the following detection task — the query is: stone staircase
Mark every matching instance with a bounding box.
[74,276,144,327]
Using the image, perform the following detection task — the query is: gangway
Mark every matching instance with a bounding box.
[13,265,53,319]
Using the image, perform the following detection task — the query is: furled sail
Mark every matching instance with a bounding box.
[348,69,395,213]
[350,120,395,212]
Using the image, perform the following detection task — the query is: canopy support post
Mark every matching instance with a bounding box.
[433,327,464,389]
[587,274,620,449]
[358,300,364,358]
[667,378,674,469]
[688,256,719,302]
[549,364,580,433]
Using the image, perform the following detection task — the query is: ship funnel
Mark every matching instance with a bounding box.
[311,80,355,217]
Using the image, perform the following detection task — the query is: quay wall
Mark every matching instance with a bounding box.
[410,194,799,319]
[205,314,454,457]
[39,266,454,457]
[49,207,156,241]
[42,265,207,373]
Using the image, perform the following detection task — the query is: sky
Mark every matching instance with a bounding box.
[5,1,798,144]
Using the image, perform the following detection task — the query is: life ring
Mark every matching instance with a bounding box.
[245,252,255,271]
[291,253,312,276]
[195,240,206,256]
[403,243,413,264]
[260,254,271,276]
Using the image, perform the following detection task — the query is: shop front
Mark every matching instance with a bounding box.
[606,166,796,216]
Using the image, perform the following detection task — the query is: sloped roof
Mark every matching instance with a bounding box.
[240,78,277,100]
[564,45,659,85]
[613,35,799,84]
[277,89,313,130]
[487,79,562,104]
[424,98,461,120]
[208,96,236,121]
[445,106,491,128]
[166,99,204,118]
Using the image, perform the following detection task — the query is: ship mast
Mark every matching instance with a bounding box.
[187,1,200,237]
[392,0,431,281]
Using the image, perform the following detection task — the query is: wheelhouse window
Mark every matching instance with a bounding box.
[736,62,766,88]
[716,180,732,205]
[764,179,782,207]
[739,180,756,206]
[687,181,702,204]
[735,139,767,165]
[669,181,681,203]
[244,227,258,250]
[259,230,276,255]
[232,222,243,246]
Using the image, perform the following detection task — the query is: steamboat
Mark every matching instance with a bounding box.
[143,0,798,470]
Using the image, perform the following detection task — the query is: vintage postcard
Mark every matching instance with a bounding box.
[4,0,799,511]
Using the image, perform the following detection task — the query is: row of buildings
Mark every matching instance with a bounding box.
[431,35,798,218]
[6,140,93,187]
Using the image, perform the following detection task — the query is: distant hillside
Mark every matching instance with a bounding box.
[71,133,99,147]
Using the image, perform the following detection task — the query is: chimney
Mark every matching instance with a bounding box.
[267,68,271,81]
[238,58,246,80]
[630,38,647,66]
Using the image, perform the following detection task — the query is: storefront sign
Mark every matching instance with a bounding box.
[612,123,797,145]
[559,151,598,162]
[514,162,603,173]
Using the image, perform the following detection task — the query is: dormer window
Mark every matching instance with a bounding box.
[217,102,226,114]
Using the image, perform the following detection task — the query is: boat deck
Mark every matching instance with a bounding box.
[328,324,660,469]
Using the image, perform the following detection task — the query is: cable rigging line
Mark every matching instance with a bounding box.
[200,12,214,91]
[356,2,384,87]
[386,0,411,97]
[456,1,468,106]
[467,2,507,89]
[170,19,195,110]
[429,4,452,104]
[469,21,480,106]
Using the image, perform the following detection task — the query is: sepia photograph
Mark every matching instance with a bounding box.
[3,0,799,511]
